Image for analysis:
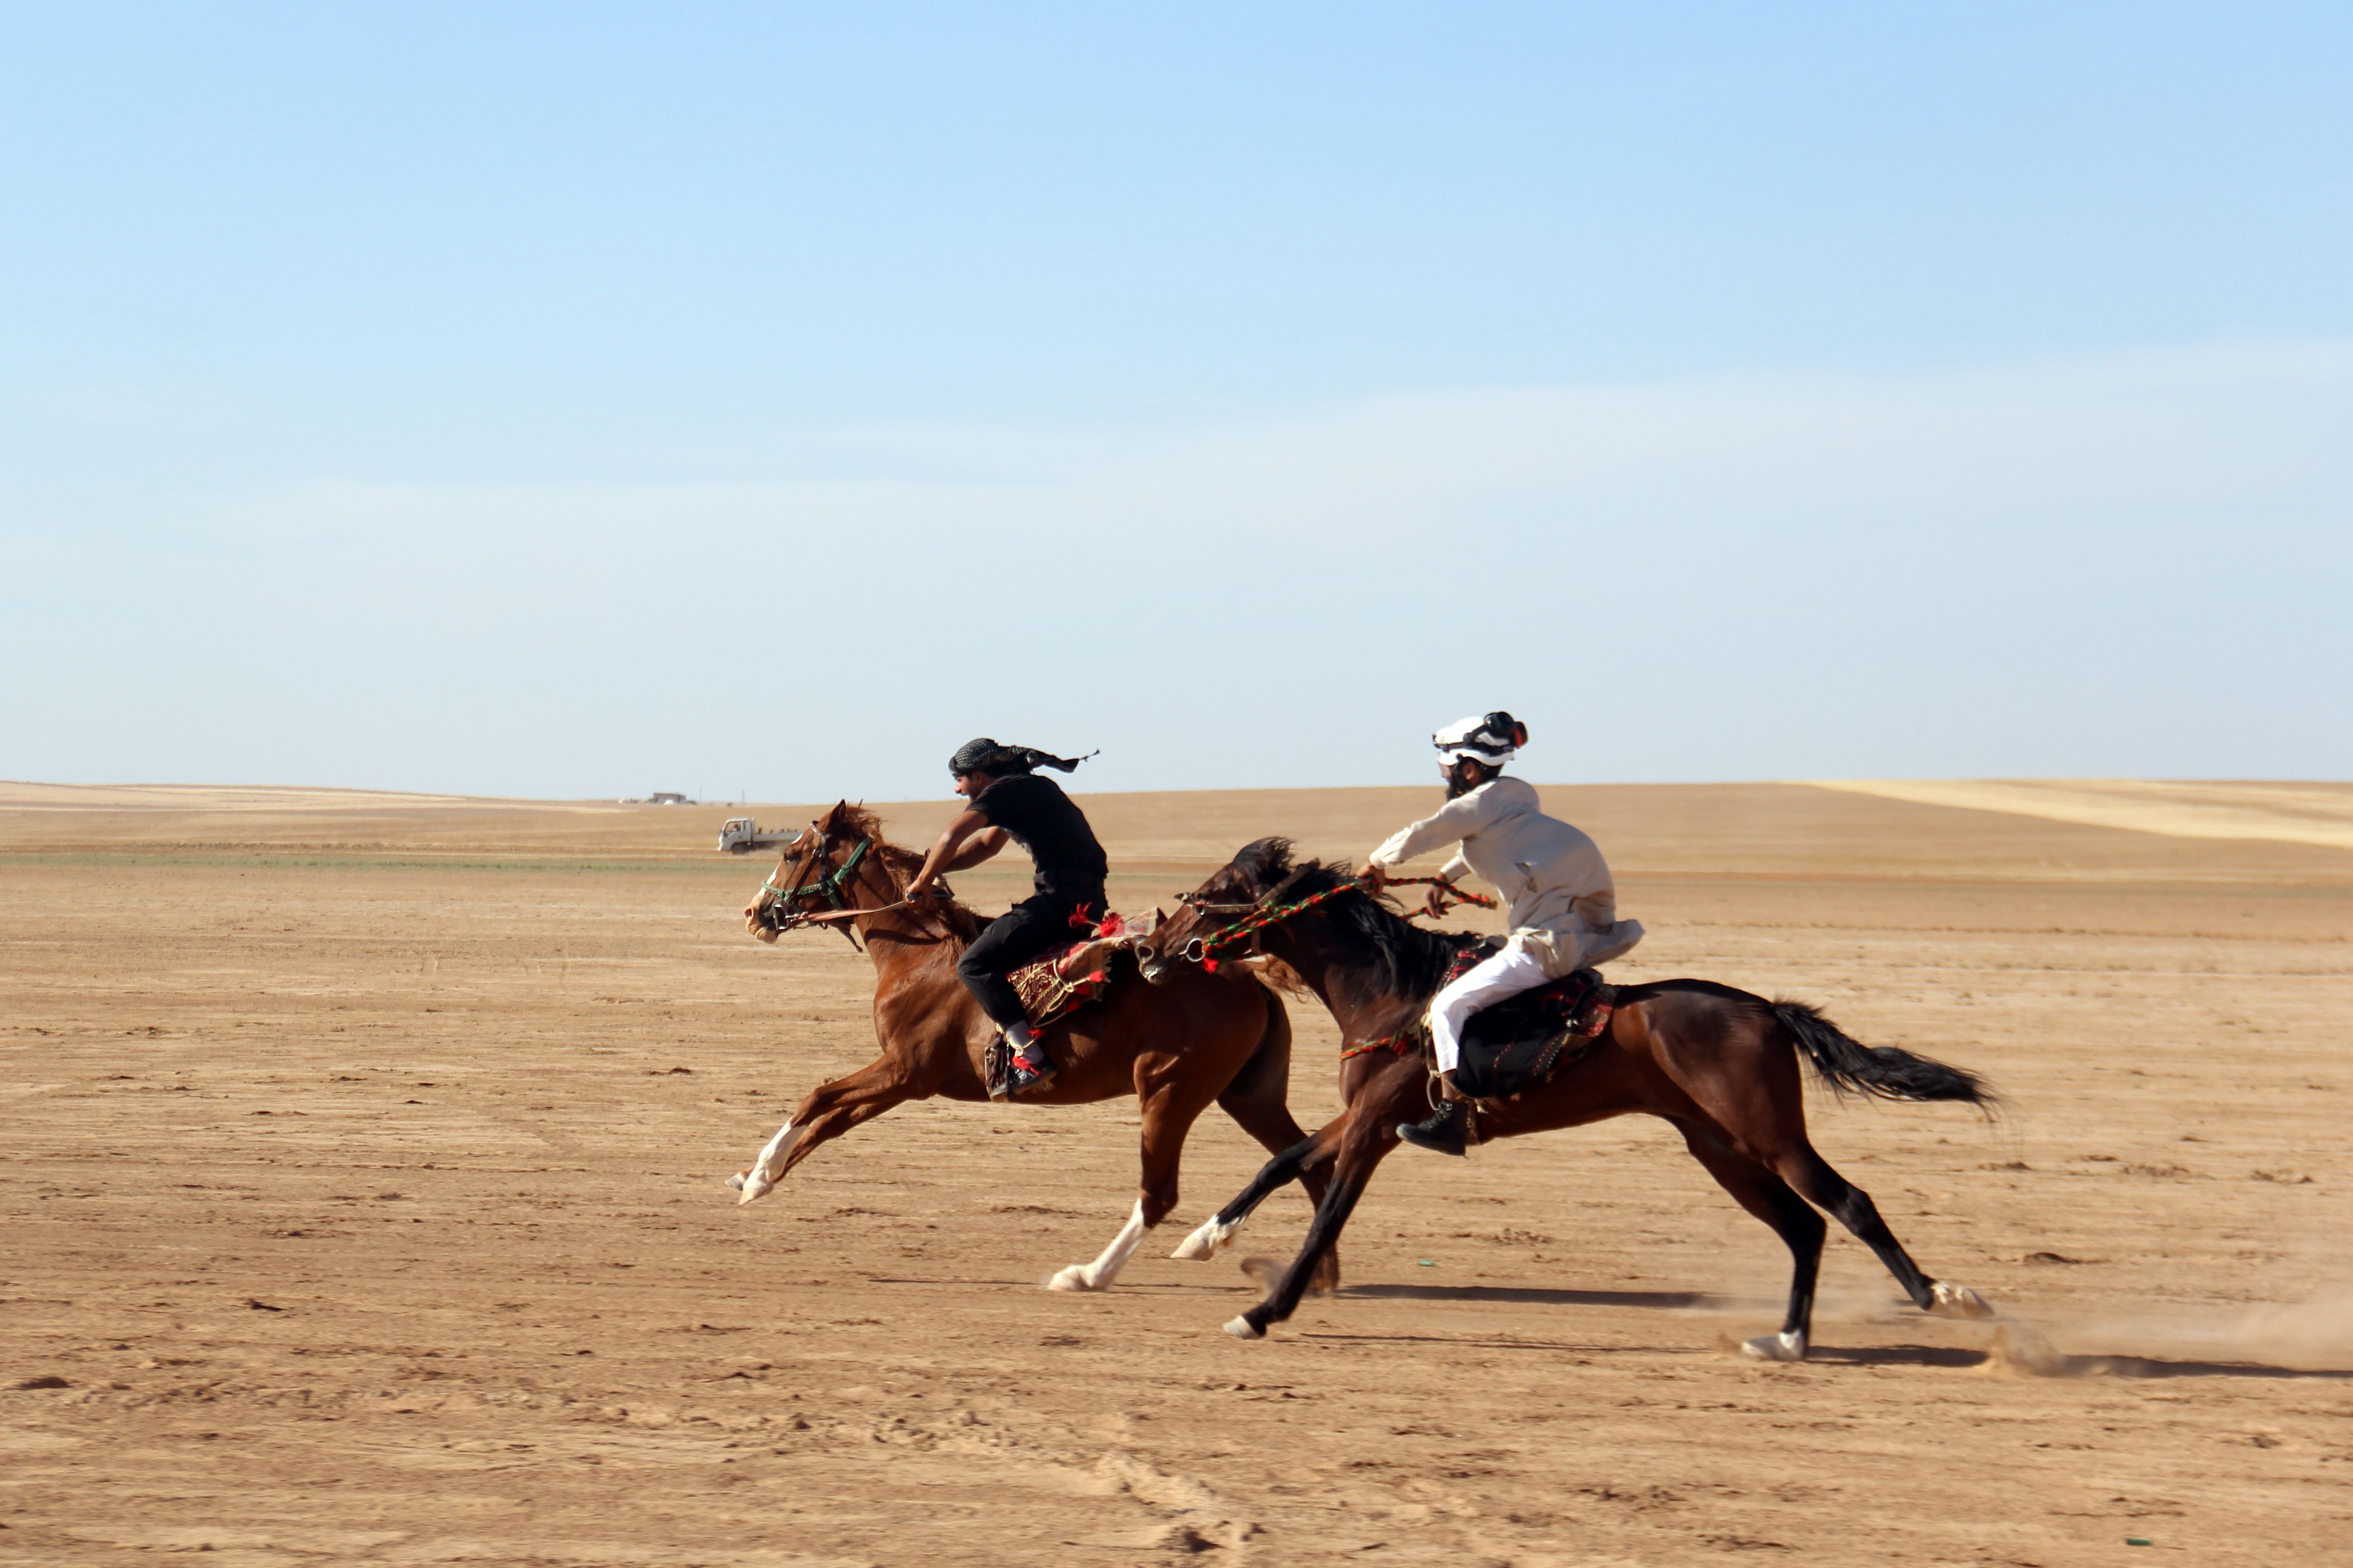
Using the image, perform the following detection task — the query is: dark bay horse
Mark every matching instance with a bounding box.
[1136,838,1996,1359]
[729,803,1332,1292]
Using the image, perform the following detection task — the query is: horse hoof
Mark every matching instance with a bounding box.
[723,1172,746,1192]
[1045,1265,1100,1293]
[1928,1281,1994,1320]
[1223,1315,1265,1341]
[735,1173,774,1206]
[1171,1216,1237,1261]
[1740,1329,1808,1363]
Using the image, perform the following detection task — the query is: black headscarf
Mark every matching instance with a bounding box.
[948,739,1095,777]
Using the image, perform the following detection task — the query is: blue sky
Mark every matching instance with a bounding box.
[4,4,2348,800]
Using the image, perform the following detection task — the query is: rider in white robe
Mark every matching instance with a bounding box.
[1365,712,1644,1154]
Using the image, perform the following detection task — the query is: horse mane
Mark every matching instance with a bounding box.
[825,803,987,942]
[1229,836,1472,1009]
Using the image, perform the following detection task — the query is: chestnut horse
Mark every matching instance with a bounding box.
[729,803,1331,1292]
[1137,838,1996,1359]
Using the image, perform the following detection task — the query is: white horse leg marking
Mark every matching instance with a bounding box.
[1046,1199,1152,1293]
[1222,1314,1266,1340]
[1170,1210,1245,1261]
[734,1119,803,1206]
[1927,1280,1994,1319]
[1740,1328,1808,1362]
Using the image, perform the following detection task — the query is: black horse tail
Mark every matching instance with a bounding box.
[1773,999,1997,1114]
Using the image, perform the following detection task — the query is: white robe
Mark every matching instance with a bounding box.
[1369,776,1643,980]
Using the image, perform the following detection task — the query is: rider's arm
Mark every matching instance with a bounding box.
[906,809,1000,895]
[1368,788,1506,871]
[940,825,1008,872]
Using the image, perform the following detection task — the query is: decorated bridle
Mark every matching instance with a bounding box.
[1169,870,1495,971]
[750,820,881,948]
[762,827,871,916]
[750,819,946,950]
[1163,867,1501,1076]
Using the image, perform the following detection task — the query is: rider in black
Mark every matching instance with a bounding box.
[903,739,1107,1096]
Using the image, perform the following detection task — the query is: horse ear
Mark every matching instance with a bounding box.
[823,800,852,827]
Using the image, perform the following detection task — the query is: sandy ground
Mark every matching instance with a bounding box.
[4,781,2350,1567]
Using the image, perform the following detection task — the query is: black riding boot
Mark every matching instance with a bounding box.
[1005,1038,1058,1096]
[1397,1096,1470,1157]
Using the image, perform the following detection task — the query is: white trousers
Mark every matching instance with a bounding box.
[1428,940,1555,1075]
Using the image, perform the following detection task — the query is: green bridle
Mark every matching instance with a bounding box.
[759,829,875,932]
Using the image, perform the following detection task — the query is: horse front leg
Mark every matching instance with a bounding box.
[1175,1051,1412,1266]
[1223,1075,1415,1339]
[1169,1122,1340,1260]
[731,1054,917,1204]
[1223,1123,1389,1340]
[1204,1077,1341,1292]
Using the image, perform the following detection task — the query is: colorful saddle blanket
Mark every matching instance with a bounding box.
[1009,936,1123,1031]
[1448,943,1617,1101]
[1006,909,1149,1032]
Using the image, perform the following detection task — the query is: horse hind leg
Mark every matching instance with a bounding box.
[1676,1123,1829,1362]
[1775,1145,1993,1320]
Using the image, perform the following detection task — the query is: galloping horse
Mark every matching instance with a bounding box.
[1137,838,1996,1359]
[730,803,1332,1292]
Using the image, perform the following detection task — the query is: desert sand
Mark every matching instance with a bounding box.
[3,779,2349,1566]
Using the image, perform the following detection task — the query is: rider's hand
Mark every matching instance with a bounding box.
[903,879,933,903]
[1360,862,1389,890]
[1423,883,1452,918]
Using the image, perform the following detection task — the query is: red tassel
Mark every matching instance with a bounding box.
[1202,958,1219,974]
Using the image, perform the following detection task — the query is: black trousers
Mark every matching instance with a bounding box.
[957,887,1103,1032]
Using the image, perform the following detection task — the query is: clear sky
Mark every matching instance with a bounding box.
[4,4,2348,801]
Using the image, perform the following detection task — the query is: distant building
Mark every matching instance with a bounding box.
[617,792,696,805]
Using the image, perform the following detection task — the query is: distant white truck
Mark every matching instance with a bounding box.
[717,817,800,855]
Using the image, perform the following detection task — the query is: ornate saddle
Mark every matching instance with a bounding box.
[1009,932,1126,1032]
[1003,907,1154,1034]
[981,923,1139,1101]
[1446,940,1618,1102]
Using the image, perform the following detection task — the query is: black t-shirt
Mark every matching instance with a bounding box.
[970,772,1108,897]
